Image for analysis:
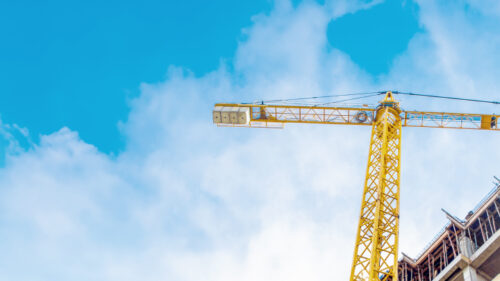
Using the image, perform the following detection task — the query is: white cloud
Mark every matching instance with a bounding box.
[1,0,500,280]
[388,1,500,106]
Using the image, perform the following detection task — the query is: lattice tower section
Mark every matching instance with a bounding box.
[349,106,402,281]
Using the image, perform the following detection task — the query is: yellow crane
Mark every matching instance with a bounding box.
[212,91,499,281]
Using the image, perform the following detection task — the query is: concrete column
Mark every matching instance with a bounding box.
[458,235,487,281]
[462,265,487,281]
[459,234,475,258]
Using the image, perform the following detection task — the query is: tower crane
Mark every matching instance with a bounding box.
[212,91,499,281]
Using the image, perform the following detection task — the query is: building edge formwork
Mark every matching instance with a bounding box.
[397,182,500,281]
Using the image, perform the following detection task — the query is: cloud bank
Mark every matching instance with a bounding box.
[1,1,500,280]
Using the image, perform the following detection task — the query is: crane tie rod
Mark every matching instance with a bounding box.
[392,91,500,105]
[255,91,383,104]
[252,91,500,106]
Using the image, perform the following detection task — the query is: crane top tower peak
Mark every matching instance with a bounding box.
[382,91,396,103]
[378,91,401,114]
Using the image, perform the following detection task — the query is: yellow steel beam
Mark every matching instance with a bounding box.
[214,103,499,130]
[214,103,375,128]
[402,111,499,130]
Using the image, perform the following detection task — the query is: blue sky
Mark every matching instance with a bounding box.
[1,1,500,280]
[1,0,420,154]
[328,0,421,74]
[0,0,272,153]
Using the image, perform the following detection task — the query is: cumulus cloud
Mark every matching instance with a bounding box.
[1,1,500,280]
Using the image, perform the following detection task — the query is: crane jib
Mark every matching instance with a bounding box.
[402,112,499,130]
[213,104,499,130]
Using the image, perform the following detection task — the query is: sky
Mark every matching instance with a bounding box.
[0,0,272,153]
[1,0,500,280]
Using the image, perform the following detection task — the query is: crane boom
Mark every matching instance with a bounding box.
[213,103,499,131]
[212,91,499,281]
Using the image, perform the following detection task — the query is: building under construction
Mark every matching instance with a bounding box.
[398,183,500,281]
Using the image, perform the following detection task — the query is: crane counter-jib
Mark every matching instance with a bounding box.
[213,103,377,127]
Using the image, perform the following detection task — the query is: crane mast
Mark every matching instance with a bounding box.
[212,91,499,281]
[350,92,401,281]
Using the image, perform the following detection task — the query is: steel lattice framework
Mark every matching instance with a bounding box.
[350,96,402,281]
